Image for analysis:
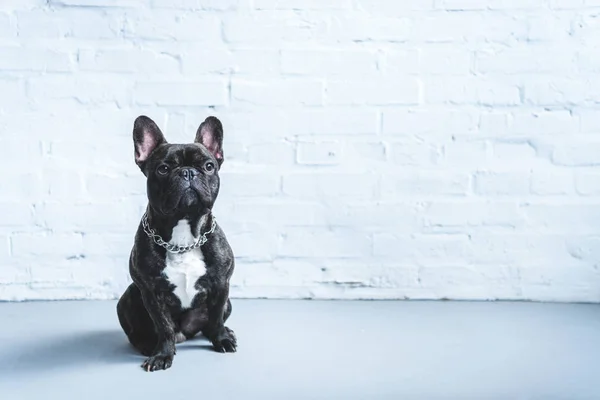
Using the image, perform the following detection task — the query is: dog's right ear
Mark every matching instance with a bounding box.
[133,116,166,171]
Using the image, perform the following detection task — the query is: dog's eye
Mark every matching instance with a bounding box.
[204,162,215,173]
[157,165,169,175]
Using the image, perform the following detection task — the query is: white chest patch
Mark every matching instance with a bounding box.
[163,219,207,309]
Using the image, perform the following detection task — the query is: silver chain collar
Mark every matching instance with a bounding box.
[141,213,217,254]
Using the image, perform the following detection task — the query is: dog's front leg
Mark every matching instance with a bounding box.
[138,287,177,371]
[202,280,237,353]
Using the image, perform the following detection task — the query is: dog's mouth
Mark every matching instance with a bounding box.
[179,187,199,208]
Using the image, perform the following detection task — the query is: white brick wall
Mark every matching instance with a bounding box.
[1,0,600,303]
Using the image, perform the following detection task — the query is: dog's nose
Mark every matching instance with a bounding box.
[179,167,198,181]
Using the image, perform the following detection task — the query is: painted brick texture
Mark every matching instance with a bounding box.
[1,0,599,302]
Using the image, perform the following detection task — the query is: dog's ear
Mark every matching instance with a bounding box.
[195,116,224,167]
[133,116,166,171]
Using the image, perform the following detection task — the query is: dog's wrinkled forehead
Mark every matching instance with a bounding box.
[152,143,216,166]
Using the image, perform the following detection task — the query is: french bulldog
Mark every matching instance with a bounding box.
[117,115,236,372]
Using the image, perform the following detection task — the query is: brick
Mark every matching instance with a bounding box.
[470,235,579,270]
[216,110,290,143]
[0,79,28,112]
[491,142,538,168]
[279,228,371,258]
[82,233,133,257]
[219,172,281,197]
[571,10,600,43]
[413,14,527,43]
[65,9,124,39]
[479,112,509,136]
[43,167,86,201]
[489,0,546,8]
[330,16,412,42]
[565,236,600,263]
[531,171,574,195]
[11,232,83,257]
[347,142,387,162]
[381,172,470,198]
[283,173,379,200]
[424,201,523,231]
[473,172,531,196]
[16,10,69,38]
[34,201,142,232]
[85,173,145,199]
[51,0,146,5]
[152,0,245,9]
[0,47,72,71]
[576,172,600,195]
[0,0,46,10]
[254,0,352,9]
[0,202,35,227]
[0,264,30,285]
[79,48,180,74]
[125,12,221,42]
[228,229,278,260]
[180,48,232,75]
[357,0,435,14]
[417,266,519,300]
[286,109,378,136]
[520,268,600,303]
[135,81,228,106]
[0,235,9,261]
[0,12,15,38]
[476,47,576,74]
[527,15,571,41]
[442,0,489,9]
[442,141,489,168]
[383,109,478,135]
[383,49,420,75]
[281,50,378,76]
[248,142,296,166]
[48,139,131,172]
[224,15,328,44]
[552,142,600,166]
[423,78,520,106]
[580,109,600,133]
[326,202,422,232]
[296,142,343,165]
[19,9,123,39]
[227,200,326,227]
[28,75,133,107]
[390,142,439,167]
[522,203,600,233]
[232,80,323,106]
[373,234,471,264]
[549,0,585,8]
[3,173,45,200]
[523,78,587,106]
[511,111,579,136]
[577,47,600,73]
[419,47,472,75]
[326,80,420,106]
[230,49,280,76]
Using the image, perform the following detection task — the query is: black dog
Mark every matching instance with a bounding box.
[117,115,236,372]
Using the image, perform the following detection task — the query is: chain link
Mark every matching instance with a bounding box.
[141,213,217,253]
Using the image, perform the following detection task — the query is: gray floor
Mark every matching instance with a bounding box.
[0,300,599,400]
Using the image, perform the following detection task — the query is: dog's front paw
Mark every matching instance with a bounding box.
[141,352,174,372]
[211,327,237,353]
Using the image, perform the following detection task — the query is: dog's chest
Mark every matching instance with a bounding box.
[163,220,207,309]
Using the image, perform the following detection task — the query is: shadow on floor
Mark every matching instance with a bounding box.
[0,330,141,379]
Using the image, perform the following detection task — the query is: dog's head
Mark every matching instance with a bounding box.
[133,115,224,217]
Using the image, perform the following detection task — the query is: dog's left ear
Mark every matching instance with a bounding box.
[133,115,166,171]
[195,116,224,167]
